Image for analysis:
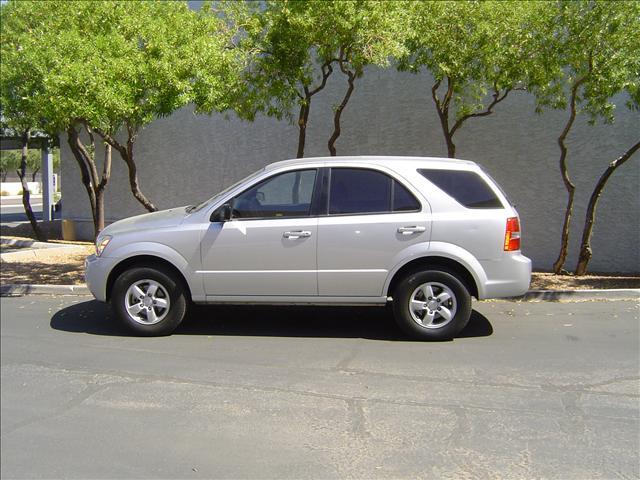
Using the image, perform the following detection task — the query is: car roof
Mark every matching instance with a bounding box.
[265,155,477,171]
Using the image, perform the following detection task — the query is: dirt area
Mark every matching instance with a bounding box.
[1,234,638,290]
[531,272,640,290]
[1,245,94,285]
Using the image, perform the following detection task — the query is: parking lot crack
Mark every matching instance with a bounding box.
[1,382,110,438]
[335,345,361,371]
[346,397,370,438]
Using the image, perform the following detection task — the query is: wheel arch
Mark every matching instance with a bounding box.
[386,256,480,300]
[106,255,192,303]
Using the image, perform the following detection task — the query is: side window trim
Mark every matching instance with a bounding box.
[311,167,329,217]
[229,168,320,221]
[325,167,422,217]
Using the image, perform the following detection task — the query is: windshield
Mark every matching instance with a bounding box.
[186,167,266,214]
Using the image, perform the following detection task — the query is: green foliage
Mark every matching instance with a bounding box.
[1,0,244,135]
[399,1,556,120]
[228,0,408,122]
[0,149,60,178]
[533,0,640,123]
[0,150,21,179]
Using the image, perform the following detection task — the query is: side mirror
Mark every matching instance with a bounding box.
[210,203,232,222]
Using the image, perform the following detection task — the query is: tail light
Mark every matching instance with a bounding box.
[504,217,521,251]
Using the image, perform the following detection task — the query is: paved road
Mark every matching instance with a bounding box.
[0,196,61,224]
[1,296,638,479]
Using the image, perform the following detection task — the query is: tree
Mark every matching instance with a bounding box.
[0,2,49,241]
[575,93,639,275]
[306,0,407,156]
[1,0,118,237]
[0,148,59,182]
[2,0,237,238]
[0,150,21,182]
[84,1,224,213]
[531,0,639,274]
[188,1,261,146]
[399,1,556,158]
[236,0,407,158]
[221,0,336,158]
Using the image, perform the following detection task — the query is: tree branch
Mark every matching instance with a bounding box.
[450,86,512,137]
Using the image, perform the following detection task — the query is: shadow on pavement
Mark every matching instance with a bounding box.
[50,300,492,341]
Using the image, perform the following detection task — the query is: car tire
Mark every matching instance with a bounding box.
[393,270,471,341]
[111,266,188,336]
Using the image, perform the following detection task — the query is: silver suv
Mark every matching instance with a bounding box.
[85,156,531,340]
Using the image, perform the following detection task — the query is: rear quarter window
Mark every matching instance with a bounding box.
[418,169,503,209]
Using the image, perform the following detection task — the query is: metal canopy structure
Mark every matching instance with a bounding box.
[0,133,58,222]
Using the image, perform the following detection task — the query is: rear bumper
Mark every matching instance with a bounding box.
[480,253,532,299]
[85,254,119,302]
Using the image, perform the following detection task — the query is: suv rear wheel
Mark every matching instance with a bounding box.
[393,270,471,340]
[112,266,187,336]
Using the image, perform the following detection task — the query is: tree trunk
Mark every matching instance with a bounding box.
[328,64,356,156]
[94,142,112,234]
[18,130,46,241]
[122,136,157,212]
[1,171,7,182]
[553,187,574,274]
[67,124,112,239]
[31,167,40,183]
[296,62,333,159]
[68,126,97,234]
[95,189,105,235]
[444,131,456,158]
[296,100,310,159]
[96,125,157,212]
[446,86,512,159]
[551,76,586,274]
[431,79,456,158]
[575,140,640,275]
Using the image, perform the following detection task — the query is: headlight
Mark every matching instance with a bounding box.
[96,235,112,257]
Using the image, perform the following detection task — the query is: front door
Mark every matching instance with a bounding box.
[200,169,319,296]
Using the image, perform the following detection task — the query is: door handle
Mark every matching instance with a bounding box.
[283,230,312,239]
[397,226,426,235]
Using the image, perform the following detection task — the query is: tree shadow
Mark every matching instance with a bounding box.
[50,300,493,341]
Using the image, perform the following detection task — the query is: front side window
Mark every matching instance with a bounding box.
[232,169,317,219]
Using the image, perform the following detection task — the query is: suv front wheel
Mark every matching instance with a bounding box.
[112,266,188,336]
[393,270,472,340]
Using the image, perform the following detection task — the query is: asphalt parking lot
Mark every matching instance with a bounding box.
[1,295,638,479]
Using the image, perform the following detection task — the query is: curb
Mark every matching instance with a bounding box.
[1,284,638,301]
[0,245,87,262]
[0,284,90,296]
[0,238,66,249]
[510,289,639,302]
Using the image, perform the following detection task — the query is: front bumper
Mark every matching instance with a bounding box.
[85,254,119,302]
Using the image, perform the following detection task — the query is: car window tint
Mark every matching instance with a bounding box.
[418,169,503,209]
[393,180,421,211]
[233,169,317,218]
[329,168,391,214]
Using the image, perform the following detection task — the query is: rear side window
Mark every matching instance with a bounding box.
[418,169,503,209]
[329,168,390,214]
[393,180,421,211]
[328,168,421,215]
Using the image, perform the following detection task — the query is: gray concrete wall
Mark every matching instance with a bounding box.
[61,68,640,273]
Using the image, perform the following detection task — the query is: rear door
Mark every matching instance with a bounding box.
[317,167,430,297]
